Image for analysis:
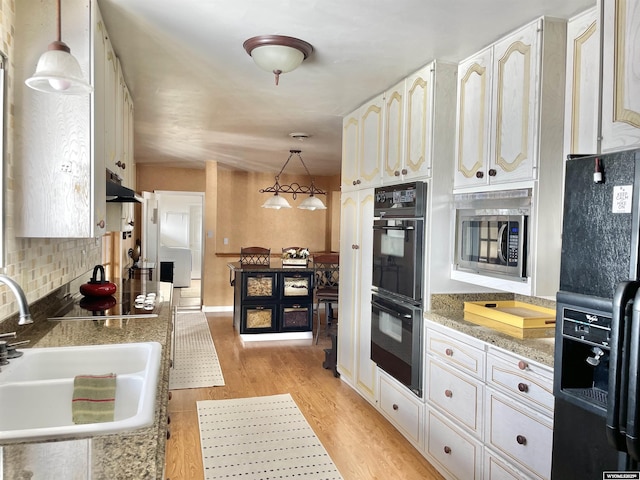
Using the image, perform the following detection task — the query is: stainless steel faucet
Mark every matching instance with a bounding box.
[0,274,33,325]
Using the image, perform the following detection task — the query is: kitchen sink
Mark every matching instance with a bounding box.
[0,342,162,443]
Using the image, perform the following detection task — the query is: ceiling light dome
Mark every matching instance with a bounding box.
[262,193,292,209]
[244,35,313,85]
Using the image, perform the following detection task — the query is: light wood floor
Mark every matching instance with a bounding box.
[164,312,445,480]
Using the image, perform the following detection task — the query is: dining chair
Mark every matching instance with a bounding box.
[313,253,339,344]
[230,247,271,286]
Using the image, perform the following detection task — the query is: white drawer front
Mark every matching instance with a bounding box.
[379,373,423,446]
[487,349,554,414]
[426,409,482,480]
[485,389,553,480]
[427,328,485,380]
[485,449,536,480]
[427,358,484,437]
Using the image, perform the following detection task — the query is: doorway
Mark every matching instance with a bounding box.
[142,191,204,309]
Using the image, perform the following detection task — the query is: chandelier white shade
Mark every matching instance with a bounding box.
[243,35,313,85]
[298,195,327,210]
[262,193,292,210]
[25,0,92,95]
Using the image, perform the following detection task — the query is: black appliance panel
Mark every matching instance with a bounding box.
[370,292,422,397]
[560,150,640,299]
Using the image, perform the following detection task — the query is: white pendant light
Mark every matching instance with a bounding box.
[262,194,292,209]
[25,0,93,95]
[244,35,313,86]
[298,195,327,211]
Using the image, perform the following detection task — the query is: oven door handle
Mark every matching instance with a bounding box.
[373,225,414,231]
[372,300,413,320]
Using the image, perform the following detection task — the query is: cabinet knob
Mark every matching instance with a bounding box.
[476,171,484,179]
[401,169,407,175]
[167,415,171,425]
[166,429,171,440]
[518,360,528,370]
[116,160,126,170]
[353,180,357,185]
[356,179,362,185]
[516,435,527,445]
[518,382,529,392]
[444,446,452,454]
[168,391,172,401]
[445,348,454,357]
[97,220,105,229]
[352,244,360,250]
[488,168,497,176]
[444,389,453,398]
[394,170,400,176]
[392,404,399,411]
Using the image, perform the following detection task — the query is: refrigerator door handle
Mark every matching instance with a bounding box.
[607,281,640,451]
[627,289,640,460]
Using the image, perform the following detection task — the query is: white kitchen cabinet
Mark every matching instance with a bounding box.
[383,62,457,184]
[337,189,377,402]
[379,370,424,448]
[426,408,483,480]
[341,95,383,191]
[454,17,567,191]
[15,0,106,238]
[563,7,600,157]
[600,0,640,152]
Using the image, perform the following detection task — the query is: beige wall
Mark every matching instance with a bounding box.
[136,163,340,308]
[0,1,102,323]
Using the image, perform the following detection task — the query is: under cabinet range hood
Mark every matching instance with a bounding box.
[106,169,142,203]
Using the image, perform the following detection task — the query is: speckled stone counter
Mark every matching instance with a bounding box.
[0,276,174,480]
[427,293,556,367]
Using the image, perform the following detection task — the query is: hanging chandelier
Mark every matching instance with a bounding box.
[260,150,327,210]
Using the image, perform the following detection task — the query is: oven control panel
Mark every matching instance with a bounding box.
[374,181,426,218]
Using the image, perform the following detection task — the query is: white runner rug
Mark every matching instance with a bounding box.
[169,311,225,390]
[197,393,343,480]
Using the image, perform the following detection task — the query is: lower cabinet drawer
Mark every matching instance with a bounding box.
[425,408,482,480]
[484,448,535,480]
[427,357,484,437]
[379,372,423,447]
[485,389,553,480]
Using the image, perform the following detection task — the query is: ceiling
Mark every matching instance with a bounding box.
[97,0,594,176]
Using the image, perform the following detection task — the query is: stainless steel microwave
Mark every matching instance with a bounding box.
[455,210,528,280]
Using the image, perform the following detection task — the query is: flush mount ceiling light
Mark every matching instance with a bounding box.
[243,35,313,86]
[25,0,93,95]
[260,149,327,210]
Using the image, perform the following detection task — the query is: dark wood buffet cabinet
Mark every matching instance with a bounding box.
[227,261,315,337]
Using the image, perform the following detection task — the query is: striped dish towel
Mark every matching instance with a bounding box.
[72,373,117,424]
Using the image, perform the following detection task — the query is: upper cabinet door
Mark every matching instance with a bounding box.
[359,94,384,189]
[489,20,540,184]
[341,111,359,191]
[383,78,406,182]
[404,66,434,180]
[601,0,640,152]
[563,7,601,157]
[454,46,493,188]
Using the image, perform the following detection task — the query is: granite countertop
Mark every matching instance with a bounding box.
[1,278,174,479]
[425,308,555,367]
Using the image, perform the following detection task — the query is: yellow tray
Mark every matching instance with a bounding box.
[463,301,556,329]
[463,312,555,339]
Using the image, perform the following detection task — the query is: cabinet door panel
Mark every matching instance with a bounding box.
[491,21,539,183]
[564,7,600,156]
[341,113,359,190]
[405,67,432,179]
[601,0,640,151]
[384,80,405,181]
[455,47,493,188]
[359,96,383,187]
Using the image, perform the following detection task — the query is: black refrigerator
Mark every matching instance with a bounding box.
[552,148,640,479]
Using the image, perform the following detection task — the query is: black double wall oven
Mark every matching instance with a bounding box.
[371,181,426,397]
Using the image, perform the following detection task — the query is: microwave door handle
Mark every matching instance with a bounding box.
[608,281,640,450]
[626,288,640,460]
[497,223,508,263]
